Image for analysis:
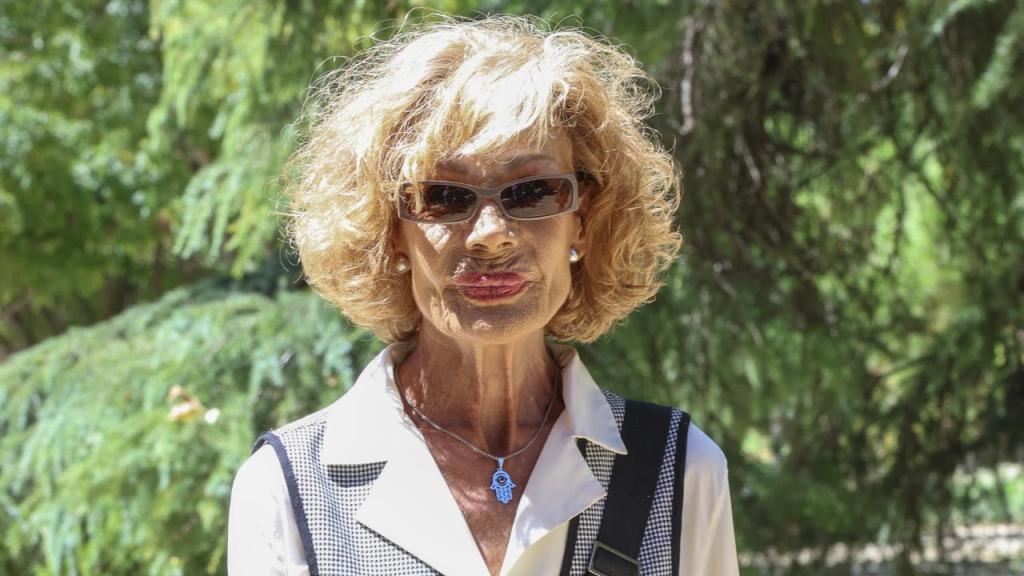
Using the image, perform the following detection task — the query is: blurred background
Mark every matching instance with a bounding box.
[1,1,1022,574]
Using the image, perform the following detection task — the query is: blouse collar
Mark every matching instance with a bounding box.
[320,339,626,466]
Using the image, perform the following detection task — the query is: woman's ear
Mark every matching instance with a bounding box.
[388,221,413,274]
[389,218,406,255]
[571,176,595,256]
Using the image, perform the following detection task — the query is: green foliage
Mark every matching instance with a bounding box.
[0,280,379,575]
[0,0,186,350]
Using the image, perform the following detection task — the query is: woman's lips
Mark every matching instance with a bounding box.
[452,272,526,286]
[456,284,527,301]
[452,272,528,301]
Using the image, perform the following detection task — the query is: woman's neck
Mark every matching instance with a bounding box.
[394,323,561,456]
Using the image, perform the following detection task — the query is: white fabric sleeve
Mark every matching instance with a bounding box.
[678,423,740,576]
[227,443,310,576]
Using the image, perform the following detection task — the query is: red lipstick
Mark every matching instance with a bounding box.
[452,272,528,301]
[452,272,525,286]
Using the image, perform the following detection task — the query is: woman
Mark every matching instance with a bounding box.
[228,15,739,576]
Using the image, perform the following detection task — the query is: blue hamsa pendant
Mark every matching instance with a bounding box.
[489,457,516,504]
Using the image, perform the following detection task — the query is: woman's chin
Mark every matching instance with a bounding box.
[416,283,564,344]
[430,302,550,344]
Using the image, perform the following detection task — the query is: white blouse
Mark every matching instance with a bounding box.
[228,341,739,576]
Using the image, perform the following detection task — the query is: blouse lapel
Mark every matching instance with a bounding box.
[356,430,492,575]
[497,412,607,574]
[320,343,490,575]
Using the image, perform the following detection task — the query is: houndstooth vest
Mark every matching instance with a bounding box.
[252,389,690,576]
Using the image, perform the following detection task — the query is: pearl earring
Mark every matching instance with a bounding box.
[394,255,410,273]
[569,248,581,263]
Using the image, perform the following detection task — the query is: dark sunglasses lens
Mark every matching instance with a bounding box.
[500,177,575,218]
[402,183,477,222]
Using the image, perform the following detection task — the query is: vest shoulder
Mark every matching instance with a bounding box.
[269,405,333,439]
[599,389,726,470]
[599,388,693,419]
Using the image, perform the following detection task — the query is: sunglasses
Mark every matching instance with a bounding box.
[396,173,580,224]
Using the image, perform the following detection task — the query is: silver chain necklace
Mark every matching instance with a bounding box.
[397,372,560,505]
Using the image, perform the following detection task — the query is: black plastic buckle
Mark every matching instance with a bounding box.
[587,540,639,576]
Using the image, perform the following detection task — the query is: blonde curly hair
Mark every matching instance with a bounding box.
[282,15,682,343]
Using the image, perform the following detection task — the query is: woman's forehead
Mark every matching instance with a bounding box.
[428,134,573,179]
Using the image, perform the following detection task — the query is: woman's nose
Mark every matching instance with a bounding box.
[465,200,517,252]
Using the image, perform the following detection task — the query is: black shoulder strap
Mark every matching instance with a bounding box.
[587,399,672,576]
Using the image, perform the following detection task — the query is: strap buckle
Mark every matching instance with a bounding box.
[587,540,639,576]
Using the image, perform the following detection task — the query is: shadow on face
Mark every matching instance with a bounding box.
[394,134,586,346]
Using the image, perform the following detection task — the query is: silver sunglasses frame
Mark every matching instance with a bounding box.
[396,172,580,224]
